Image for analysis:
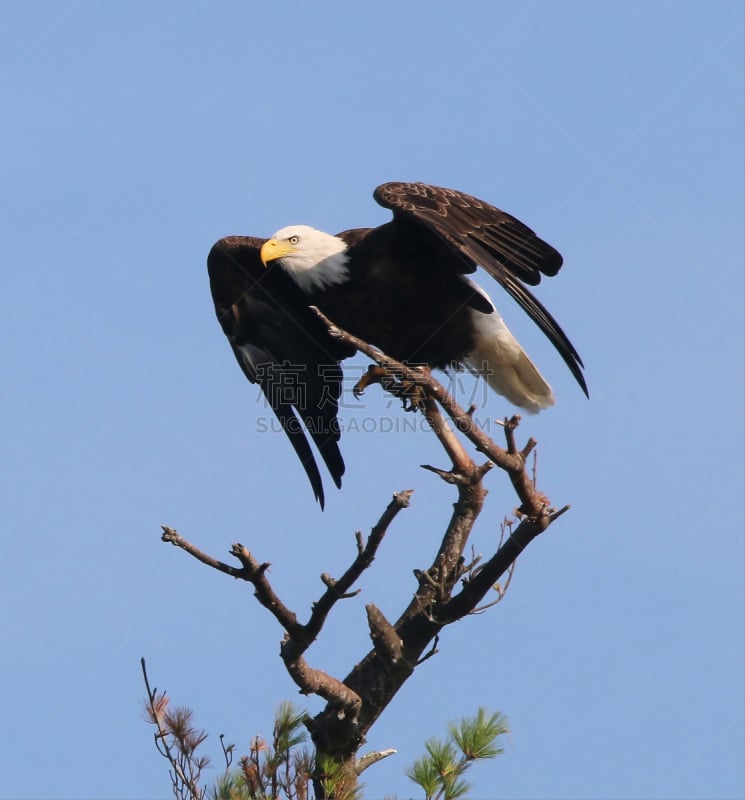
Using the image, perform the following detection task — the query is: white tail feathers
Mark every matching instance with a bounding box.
[466,310,555,414]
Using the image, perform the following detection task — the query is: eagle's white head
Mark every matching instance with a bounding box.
[260,225,350,293]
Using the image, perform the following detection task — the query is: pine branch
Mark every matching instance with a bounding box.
[141,658,206,800]
[305,490,413,643]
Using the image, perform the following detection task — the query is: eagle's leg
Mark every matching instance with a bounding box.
[353,365,389,399]
[353,364,429,412]
[397,366,430,412]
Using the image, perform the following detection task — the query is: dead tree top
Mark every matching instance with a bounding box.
[160,314,571,777]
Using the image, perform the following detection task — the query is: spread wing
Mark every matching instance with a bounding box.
[374,182,587,396]
[208,235,353,508]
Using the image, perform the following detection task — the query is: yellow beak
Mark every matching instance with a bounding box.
[260,238,296,266]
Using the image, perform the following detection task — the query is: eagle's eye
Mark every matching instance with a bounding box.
[289,235,300,246]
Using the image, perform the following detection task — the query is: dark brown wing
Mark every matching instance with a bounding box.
[208,236,353,508]
[374,182,587,396]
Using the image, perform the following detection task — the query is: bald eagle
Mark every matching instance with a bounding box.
[208,182,586,507]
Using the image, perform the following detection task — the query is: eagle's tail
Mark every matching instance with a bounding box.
[465,310,555,414]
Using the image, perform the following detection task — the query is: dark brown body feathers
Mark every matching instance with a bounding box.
[207,183,586,507]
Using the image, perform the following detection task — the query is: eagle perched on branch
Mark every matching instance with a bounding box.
[208,182,586,507]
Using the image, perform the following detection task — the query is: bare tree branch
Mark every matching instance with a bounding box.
[280,636,363,717]
[355,748,397,775]
[161,526,243,579]
[159,490,413,765]
[228,544,304,638]
[421,396,473,474]
[366,604,403,663]
[312,307,550,517]
[436,516,546,624]
[304,490,413,645]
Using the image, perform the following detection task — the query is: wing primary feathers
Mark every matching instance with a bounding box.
[308,422,345,490]
[499,277,588,397]
[273,403,328,509]
[375,182,563,283]
[374,181,586,394]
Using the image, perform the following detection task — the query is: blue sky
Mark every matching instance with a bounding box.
[1,2,742,798]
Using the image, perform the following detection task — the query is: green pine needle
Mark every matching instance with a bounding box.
[448,708,510,760]
[407,708,509,799]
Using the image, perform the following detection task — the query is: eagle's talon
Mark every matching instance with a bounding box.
[400,381,427,412]
[353,364,388,398]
